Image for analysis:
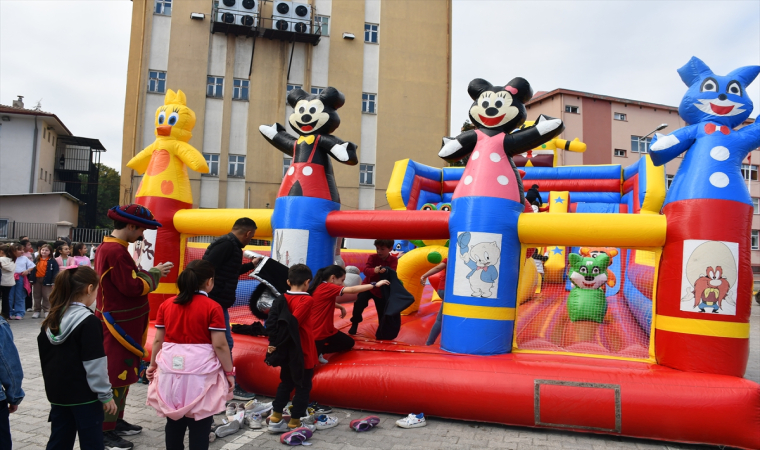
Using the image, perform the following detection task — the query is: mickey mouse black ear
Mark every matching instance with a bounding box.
[319,87,346,109]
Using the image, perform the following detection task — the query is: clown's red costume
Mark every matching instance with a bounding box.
[94,204,162,437]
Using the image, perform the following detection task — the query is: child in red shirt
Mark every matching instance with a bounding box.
[348,239,398,335]
[308,265,390,361]
[146,260,234,450]
[267,264,317,434]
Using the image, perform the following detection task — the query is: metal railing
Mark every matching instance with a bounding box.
[0,221,57,241]
[71,228,113,244]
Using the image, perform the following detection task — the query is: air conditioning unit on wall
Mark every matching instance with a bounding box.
[272,0,293,31]
[218,0,259,27]
[292,2,311,33]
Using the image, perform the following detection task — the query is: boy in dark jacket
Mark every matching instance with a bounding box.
[267,264,316,433]
[202,217,260,400]
[349,239,398,335]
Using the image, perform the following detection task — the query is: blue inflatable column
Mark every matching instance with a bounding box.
[441,197,522,355]
[270,196,339,274]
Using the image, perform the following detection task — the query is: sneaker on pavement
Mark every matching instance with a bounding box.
[246,412,264,429]
[349,415,380,432]
[308,402,332,414]
[26,308,33,312]
[244,399,273,415]
[268,417,289,433]
[315,414,339,430]
[103,431,134,450]
[232,386,256,401]
[215,419,240,438]
[298,415,316,432]
[318,354,328,364]
[280,427,313,445]
[396,413,427,429]
[114,418,143,436]
[31,312,40,319]
[225,402,238,420]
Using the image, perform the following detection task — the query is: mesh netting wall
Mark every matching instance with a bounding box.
[514,245,657,360]
[184,236,270,324]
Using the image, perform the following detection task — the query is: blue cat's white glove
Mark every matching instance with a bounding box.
[330,142,350,162]
[259,124,278,140]
[439,137,462,158]
[650,133,680,151]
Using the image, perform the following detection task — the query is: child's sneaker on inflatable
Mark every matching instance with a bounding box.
[349,415,380,432]
[396,413,427,429]
[315,414,339,430]
[280,427,313,446]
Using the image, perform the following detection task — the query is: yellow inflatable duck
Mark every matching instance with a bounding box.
[512,120,586,167]
[128,89,208,205]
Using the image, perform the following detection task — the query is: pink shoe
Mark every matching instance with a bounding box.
[349,415,380,432]
[280,427,312,445]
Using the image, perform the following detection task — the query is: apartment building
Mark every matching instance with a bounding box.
[525,88,760,287]
[120,0,452,211]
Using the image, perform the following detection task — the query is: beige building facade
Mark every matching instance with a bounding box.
[525,89,760,287]
[120,0,452,211]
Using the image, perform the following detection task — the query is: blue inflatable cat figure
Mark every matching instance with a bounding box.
[649,56,760,205]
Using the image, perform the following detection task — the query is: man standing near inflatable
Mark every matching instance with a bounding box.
[95,204,171,450]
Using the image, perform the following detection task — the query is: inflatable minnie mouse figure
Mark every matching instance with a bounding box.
[260,87,358,204]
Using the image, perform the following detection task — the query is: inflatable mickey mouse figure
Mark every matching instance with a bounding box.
[259,87,358,203]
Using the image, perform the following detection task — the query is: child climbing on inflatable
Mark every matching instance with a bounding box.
[421,259,447,346]
[349,239,398,335]
[308,265,390,361]
[145,259,234,450]
[37,267,118,449]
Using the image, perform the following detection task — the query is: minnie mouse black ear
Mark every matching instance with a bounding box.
[505,77,533,104]
[467,78,494,101]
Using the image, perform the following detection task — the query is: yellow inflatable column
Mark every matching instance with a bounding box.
[542,191,569,283]
[396,245,449,315]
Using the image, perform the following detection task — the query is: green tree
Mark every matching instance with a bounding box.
[96,164,121,228]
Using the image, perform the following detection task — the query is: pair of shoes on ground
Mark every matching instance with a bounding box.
[243,399,273,429]
[8,315,23,320]
[347,413,426,432]
[31,311,48,319]
[103,419,142,449]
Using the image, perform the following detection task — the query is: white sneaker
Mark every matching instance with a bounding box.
[315,414,339,430]
[32,312,40,319]
[246,412,264,429]
[244,399,273,415]
[396,413,427,429]
[268,417,289,433]
[299,415,316,433]
[318,354,328,364]
[215,419,240,438]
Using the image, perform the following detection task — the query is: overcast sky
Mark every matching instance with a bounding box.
[1,1,759,173]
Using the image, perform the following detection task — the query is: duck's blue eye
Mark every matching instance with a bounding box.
[158,112,166,125]
[168,112,179,126]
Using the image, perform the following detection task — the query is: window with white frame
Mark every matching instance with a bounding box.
[155,0,171,16]
[565,105,579,114]
[753,197,759,214]
[148,70,167,94]
[666,174,674,190]
[742,164,758,181]
[228,155,246,178]
[614,149,626,157]
[207,76,224,98]
[283,156,293,177]
[315,15,329,36]
[360,163,374,186]
[631,135,652,154]
[203,154,219,176]
[310,87,324,95]
[233,79,249,101]
[614,112,627,121]
[752,230,759,250]
[364,23,378,43]
[362,93,377,114]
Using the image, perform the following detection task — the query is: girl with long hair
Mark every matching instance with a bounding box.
[70,243,92,268]
[55,243,78,271]
[146,259,233,450]
[32,244,59,319]
[8,243,34,320]
[307,265,389,362]
[0,245,16,320]
[37,266,117,449]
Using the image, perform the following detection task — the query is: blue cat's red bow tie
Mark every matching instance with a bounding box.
[705,123,730,135]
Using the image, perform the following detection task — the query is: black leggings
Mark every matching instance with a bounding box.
[165,415,213,450]
[273,367,313,420]
[0,286,11,319]
[350,291,387,325]
[315,331,355,355]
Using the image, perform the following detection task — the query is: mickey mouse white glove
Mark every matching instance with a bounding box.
[330,142,350,162]
[259,124,278,140]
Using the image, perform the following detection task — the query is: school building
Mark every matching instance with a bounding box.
[524,88,760,288]
[119,0,452,211]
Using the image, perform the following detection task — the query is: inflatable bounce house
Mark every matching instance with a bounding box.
[131,58,760,449]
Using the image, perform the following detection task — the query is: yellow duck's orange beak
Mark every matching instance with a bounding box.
[157,125,172,136]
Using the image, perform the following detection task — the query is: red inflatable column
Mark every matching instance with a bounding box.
[135,195,190,319]
[655,199,752,376]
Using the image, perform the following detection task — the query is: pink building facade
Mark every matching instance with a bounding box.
[525,89,760,289]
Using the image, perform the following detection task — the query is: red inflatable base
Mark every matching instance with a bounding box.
[146,300,760,449]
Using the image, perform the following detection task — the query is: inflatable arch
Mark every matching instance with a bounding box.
[134,62,760,449]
